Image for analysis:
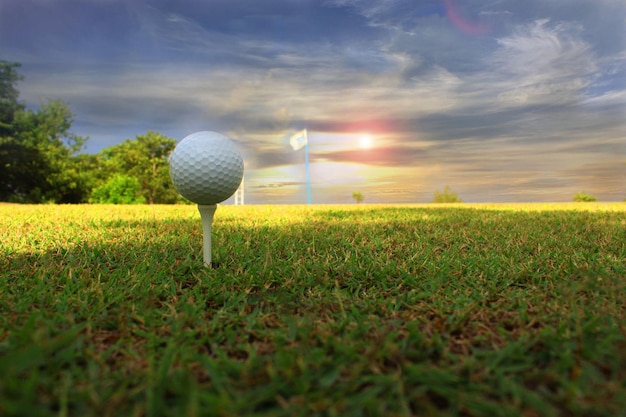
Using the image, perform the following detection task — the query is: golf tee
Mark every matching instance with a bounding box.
[197,204,217,267]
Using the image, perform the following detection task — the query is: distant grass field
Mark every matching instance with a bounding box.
[1,203,625,417]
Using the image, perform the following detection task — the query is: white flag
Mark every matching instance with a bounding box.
[290,129,308,151]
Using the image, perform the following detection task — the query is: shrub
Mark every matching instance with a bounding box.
[89,174,146,204]
[573,191,597,202]
[432,185,463,203]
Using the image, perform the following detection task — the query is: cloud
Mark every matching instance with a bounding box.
[316,144,429,167]
[251,181,303,190]
[132,3,221,53]
[487,19,595,107]
[2,0,624,202]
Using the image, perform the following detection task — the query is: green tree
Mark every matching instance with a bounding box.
[352,191,364,204]
[73,153,106,197]
[1,61,90,203]
[1,98,89,203]
[0,60,24,137]
[432,185,463,203]
[89,174,146,204]
[573,190,597,202]
[98,131,178,204]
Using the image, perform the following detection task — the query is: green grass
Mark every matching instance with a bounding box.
[1,203,625,417]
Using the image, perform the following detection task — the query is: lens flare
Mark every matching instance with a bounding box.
[443,0,489,35]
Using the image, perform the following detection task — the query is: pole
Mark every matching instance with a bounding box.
[197,204,217,267]
[304,130,311,204]
[235,175,244,205]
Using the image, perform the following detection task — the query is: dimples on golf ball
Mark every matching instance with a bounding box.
[169,131,244,205]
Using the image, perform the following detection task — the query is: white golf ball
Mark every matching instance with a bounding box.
[169,131,244,205]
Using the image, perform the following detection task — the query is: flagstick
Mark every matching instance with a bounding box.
[304,130,312,204]
[198,204,217,267]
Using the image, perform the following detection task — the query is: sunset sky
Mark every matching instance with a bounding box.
[1,0,625,203]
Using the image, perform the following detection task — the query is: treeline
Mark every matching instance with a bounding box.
[0,60,181,204]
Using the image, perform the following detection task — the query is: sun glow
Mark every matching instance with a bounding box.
[359,134,373,149]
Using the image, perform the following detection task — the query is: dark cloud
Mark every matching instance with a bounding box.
[316,145,427,167]
[560,160,626,197]
[145,0,379,43]
[251,181,303,190]
[241,146,295,170]
[0,0,137,60]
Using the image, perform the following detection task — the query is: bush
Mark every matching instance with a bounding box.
[432,185,463,203]
[573,191,597,202]
[89,174,146,204]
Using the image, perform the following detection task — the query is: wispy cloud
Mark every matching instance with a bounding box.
[488,19,595,107]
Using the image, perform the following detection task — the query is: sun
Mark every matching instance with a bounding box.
[359,134,373,149]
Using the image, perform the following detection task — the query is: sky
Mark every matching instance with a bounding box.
[1,0,625,204]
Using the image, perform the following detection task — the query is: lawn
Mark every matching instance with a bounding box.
[1,203,625,417]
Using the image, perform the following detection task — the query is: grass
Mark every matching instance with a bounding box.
[1,202,625,417]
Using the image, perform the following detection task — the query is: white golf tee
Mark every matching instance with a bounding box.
[197,204,217,267]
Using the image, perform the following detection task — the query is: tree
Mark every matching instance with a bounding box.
[352,191,364,204]
[98,131,178,204]
[0,60,24,137]
[432,185,463,203]
[1,60,91,203]
[573,190,597,202]
[89,174,146,204]
[1,97,89,203]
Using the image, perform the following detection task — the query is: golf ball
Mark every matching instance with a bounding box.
[169,131,244,205]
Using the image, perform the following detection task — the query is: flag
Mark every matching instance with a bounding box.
[290,129,308,151]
